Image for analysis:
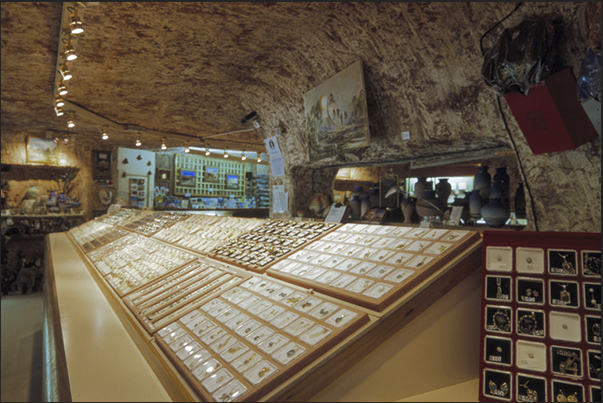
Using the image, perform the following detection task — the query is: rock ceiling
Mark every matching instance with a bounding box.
[0,2,591,164]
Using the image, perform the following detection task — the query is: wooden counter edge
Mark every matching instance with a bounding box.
[43,234,73,402]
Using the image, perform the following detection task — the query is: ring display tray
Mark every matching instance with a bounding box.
[267,224,481,311]
[153,274,370,402]
[207,219,340,273]
[122,258,252,334]
[69,220,129,253]
[117,211,190,237]
[478,231,601,403]
[152,215,266,255]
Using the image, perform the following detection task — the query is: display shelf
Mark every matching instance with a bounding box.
[267,224,480,311]
[478,231,601,403]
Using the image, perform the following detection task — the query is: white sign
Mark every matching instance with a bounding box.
[264,136,282,157]
[324,204,348,223]
[270,156,285,177]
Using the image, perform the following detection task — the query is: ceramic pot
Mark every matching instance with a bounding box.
[415,190,444,220]
[489,181,504,200]
[494,167,510,202]
[451,194,471,223]
[361,195,372,219]
[350,195,361,220]
[47,191,57,207]
[515,183,526,219]
[414,177,432,199]
[435,178,452,205]
[368,188,380,208]
[481,198,510,228]
[469,189,483,220]
[26,186,40,200]
[474,166,491,199]
[350,186,365,201]
[39,195,48,214]
[401,197,416,224]
[71,201,82,209]
[48,206,60,214]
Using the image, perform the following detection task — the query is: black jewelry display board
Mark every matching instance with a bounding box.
[479,231,601,402]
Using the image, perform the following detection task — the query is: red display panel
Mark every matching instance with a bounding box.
[478,231,601,402]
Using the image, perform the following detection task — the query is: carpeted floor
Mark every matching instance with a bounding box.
[1,292,44,403]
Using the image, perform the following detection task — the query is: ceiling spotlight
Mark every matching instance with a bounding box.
[63,36,77,61]
[241,150,247,161]
[184,142,190,153]
[55,96,65,108]
[53,137,60,144]
[67,111,75,128]
[161,137,167,150]
[101,126,108,140]
[257,154,262,163]
[135,134,142,147]
[54,107,64,116]
[63,136,69,145]
[223,148,229,158]
[56,81,68,96]
[59,64,72,81]
[205,144,210,156]
[69,7,84,35]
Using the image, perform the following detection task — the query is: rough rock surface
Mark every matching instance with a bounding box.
[1,2,600,232]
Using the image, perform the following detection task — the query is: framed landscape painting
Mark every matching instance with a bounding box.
[303,60,370,162]
[26,136,59,165]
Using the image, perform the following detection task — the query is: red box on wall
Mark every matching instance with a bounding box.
[504,68,598,154]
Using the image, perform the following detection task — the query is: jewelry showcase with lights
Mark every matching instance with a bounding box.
[55,208,483,401]
[479,231,601,403]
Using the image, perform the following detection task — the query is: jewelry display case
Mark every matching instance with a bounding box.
[57,209,484,402]
[267,223,481,311]
[478,231,601,403]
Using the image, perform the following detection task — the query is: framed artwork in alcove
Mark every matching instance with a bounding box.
[26,136,59,165]
[303,60,370,162]
[92,150,113,180]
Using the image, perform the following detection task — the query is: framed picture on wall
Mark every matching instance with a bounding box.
[179,169,196,187]
[204,166,219,183]
[92,150,113,180]
[156,169,170,182]
[225,174,239,190]
[26,136,59,165]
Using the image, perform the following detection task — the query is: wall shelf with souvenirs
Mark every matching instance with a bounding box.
[478,231,601,403]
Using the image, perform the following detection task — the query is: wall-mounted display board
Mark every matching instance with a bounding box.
[153,274,369,402]
[152,215,265,255]
[207,220,339,273]
[267,224,480,311]
[174,154,246,198]
[478,231,601,403]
